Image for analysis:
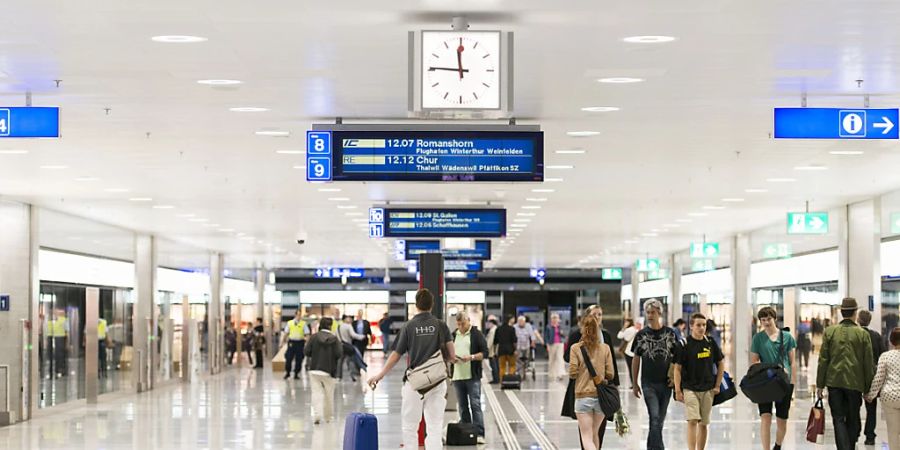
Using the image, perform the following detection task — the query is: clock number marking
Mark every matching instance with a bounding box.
[473,92,478,100]
[431,53,440,59]
[444,92,449,99]
[483,53,490,59]
[482,83,491,88]
[432,82,440,87]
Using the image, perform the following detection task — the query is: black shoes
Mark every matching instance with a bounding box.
[283,373,290,379]
[864,438,876,446]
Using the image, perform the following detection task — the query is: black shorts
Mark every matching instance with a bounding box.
[757,386,794,420]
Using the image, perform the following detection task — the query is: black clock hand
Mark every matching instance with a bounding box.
[428,67,470,73]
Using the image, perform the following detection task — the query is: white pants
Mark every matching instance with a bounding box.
[885,402,900,450]
[401,381,447,450]
[309,372,336,421]
[548,343,565,379]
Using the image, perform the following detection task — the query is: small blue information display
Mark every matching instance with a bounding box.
[404,240,492,260]
[443,260,483,272]
[307,129,543,182]
[370,208,506,238]
[774,108,899,139]
[0,294,9,312]
[314,268,365,278]
[0,107,60,138]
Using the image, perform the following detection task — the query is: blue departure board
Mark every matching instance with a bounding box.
[309,130,543,182]
[443,260,483,272]
[404,240,492,260]
[371,208,506,238]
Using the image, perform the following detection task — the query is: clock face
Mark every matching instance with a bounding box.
[421,31,501,110]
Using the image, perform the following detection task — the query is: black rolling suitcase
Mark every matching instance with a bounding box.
[446,422,478,446]
[501,374,521,390]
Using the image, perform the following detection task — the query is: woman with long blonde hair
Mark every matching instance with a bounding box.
[569,314,615,450]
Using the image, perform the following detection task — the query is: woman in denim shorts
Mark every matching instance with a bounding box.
[569,315,614,450]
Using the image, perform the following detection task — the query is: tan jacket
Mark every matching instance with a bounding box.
[569,341,614,399]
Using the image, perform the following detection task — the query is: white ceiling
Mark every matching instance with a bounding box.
[4,0,900,270]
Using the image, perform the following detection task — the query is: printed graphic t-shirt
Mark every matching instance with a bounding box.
[632,326,677,385]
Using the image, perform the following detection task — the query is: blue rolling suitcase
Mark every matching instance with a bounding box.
[343,412,378,450]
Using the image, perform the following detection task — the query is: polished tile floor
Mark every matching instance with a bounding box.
[1,352,894,449]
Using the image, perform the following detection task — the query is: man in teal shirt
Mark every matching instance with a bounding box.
[749,306,797,450]
[451,313,488,444]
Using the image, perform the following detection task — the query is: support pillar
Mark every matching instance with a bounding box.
[84,287,99,404]
[181,294,191,381]
[731,234,753,377]
[208,253,224,375]
[134,234,157,392]
[838,200,882,325]
[668,254,682,325]
[631,264,641,323]
[255,268,270,362]
[0,201,39,424]
[419,253,445,319]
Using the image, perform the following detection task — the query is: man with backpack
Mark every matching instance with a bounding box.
[367,289,456,450]
[674,313,725,450]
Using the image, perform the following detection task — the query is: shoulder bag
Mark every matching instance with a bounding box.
[404,321,448,396]
[580,345,620,417]
[740,329,791,404]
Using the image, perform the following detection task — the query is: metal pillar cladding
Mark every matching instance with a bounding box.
[418,253,445,320]
[134,235,157,392]
[208,253,224,375]
[668,254,683,325]
[84,287,99,403]
[255,269,270,360]
[0,201,39,424]
[181,294,191,382]
[839,199,882,325]
[631,264,641,323]
[731,234,753,377]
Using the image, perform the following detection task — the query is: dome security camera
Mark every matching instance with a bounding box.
[296,231,308,245]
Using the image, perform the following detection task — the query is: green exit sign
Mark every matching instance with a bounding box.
[636,258,660,272]
[692,259,715,272]
[647,269,668,280]
[763,243,792,259]
[787,212,829,235]
[690,242,719,258]
[601,268,623,280]
[892,213,900,234]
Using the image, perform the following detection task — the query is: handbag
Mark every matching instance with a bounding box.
[405,349,447,395]
[580,346,621,417]
[806,398,826,444]
[713,371,737,405]
[740,329,791,404]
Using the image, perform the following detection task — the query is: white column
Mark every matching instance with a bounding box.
[669,254,682,326]
[208,253,224,375]
[255,268,270,362]
[731,234,753,376]
[84,287,99,403]
[783,287,798,334]
[839,200,882,324]
[134,234,157,392]
[631,264,641,323]
[0,201,39,424]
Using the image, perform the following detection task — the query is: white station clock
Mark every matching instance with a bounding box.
[421,31,501,110]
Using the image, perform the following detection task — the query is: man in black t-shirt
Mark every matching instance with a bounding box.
[631,299,678,450]
[674,313,724,450]
[367,289,456,450]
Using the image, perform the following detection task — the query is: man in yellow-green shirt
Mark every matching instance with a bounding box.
[451,313,489,445]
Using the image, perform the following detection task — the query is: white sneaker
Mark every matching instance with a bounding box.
[477,436,486,445]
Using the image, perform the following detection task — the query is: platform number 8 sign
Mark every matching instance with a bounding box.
[0,109,9,136]
[306,131,332,181]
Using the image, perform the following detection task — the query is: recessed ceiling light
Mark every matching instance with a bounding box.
[241,236,255,241]
[702,205,726,210]
[318,187,341,192]
[566,131,600,137]
[292,165,305,169]
[177,213,196,218]
[688,212,709,217]
[197,79,243,86]
[766,177,797,183]
[202,223,219,228]
[276,150,306,155]
[531,188,555,193]
[345,212,363,216]
[624,240,640,244]
[511,224,528,228]
[545,178,564,182]
[650,229,662,232]
[598,77,644,84]
[517,212,537,217]
[352,218,368,223]
[40,165,68,170]
[521,205,541,209]
[675,219,693,223]
[328,197,350,201]
[744,188,768,193]
[128,197,153,202]
[623,35,677,43]
[218,228,235,232]
[555,150,585,154]
[188,218,209,222]
[104,187,131,193]
[721,198,745,202]
[829,150,864,155]
[514,219,532,223]
[337,205,357,210]
[662,223,680,228]
[255,130,290,137]
[525,198,548,202]
[0,149,28,154]
[74,177,100,182]
[151,35,207,43]
[229,107,269,112]
[546,165,574,170]
[580,106,620,112]
[794,165,828,171]
[152,205,175,209]
[641,233,658,237]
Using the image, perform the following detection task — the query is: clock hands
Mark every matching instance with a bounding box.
[456,38,465,80]
[428,67,470,73]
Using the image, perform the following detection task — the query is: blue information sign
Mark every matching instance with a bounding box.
[371,208,506,238]
[314,268,365,278]
[443,260,483,272]
[0,294,8,311]
[404,240,492,260]
[307,129,543,182]
[0,107,59,138]
[774,108,899,139]
[307,131,333,181]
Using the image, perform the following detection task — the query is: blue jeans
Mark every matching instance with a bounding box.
[453,378,485,437]
[642,382,672,450]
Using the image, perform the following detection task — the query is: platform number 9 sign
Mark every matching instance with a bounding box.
[306,131,333,181]
[0,109,9,136]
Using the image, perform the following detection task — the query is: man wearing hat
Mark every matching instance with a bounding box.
[816,297,876,450]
